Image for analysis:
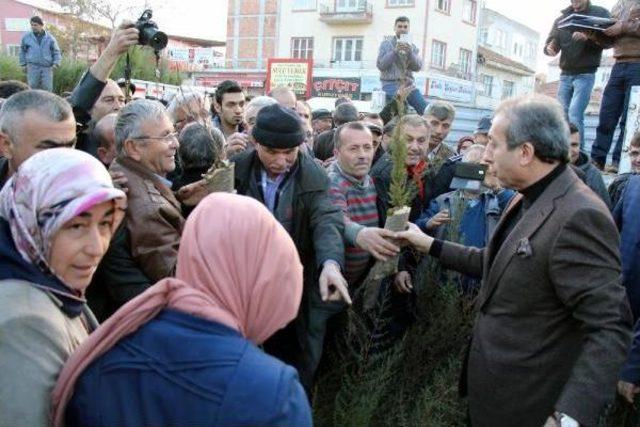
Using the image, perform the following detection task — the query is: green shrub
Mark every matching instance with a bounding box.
[53,57,88,95]
[0,54,26,82]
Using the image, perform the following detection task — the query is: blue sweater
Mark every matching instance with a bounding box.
[65,309,312,427]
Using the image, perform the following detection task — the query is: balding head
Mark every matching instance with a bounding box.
[269,86,297,109]
[90,79,125,122]
[93,113,117,166]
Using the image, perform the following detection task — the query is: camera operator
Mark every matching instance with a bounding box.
[69,23,139,157]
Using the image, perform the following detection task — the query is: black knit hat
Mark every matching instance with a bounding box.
[30,16,44,25]
[252,103,305,149]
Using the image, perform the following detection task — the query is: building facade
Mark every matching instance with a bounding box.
[476,7,538,109]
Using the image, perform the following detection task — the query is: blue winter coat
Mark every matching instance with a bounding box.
[613,174,640,320]
[19,30,61,67]
[65,309,313,427]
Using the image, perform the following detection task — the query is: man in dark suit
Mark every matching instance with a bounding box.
[397,94,632,427]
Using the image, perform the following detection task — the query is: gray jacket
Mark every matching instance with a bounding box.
[376,36,422,83]
[19,30,61,67]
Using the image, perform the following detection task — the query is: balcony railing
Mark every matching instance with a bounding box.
[319,1,373,25]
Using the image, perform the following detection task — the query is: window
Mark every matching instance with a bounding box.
[291,37,314,59]
[502,80,514,99]
[479,28,489,45]
[459,48,473,76]
[436,0,450,13]
[293,0,316,10]
[333,37,364,65]
[6,45,20,57]
[526,41,536,59]
[388,0,414,6]
[482,74,494,97]
[494,30,506,49]
[431,40,447,69]
[463,0,477,24]
[337,0,366,12]
[5,18,30,32]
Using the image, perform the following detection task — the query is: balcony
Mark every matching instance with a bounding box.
[319,1,373,25]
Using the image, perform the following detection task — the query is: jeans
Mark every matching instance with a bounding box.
[591,62,640,166]
[557,73,596,149]
[26,64,54,92]
[382,80,427,115]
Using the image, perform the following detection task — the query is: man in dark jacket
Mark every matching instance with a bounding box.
[399,95,631,427]
[544,1,611,149]
[568,123,612,207]
[233,103,349,392]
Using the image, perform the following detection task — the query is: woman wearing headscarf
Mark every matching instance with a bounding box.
[52,193,311,427]
[0,148,126,427]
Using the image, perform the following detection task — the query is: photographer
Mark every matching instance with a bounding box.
[376,16,426,116]
[69,22,139,156]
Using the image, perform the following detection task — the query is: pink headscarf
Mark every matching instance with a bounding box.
[51,193,304,426]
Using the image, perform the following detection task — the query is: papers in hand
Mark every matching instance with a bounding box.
[557,13,616,32]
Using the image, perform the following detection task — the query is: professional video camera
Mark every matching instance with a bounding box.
[135,9,167,51]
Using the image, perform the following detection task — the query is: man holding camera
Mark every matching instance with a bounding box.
[376,16,426,116]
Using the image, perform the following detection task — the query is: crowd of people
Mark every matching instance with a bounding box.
[0,1,639,426]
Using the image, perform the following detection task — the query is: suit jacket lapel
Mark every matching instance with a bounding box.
[478,167,578,310]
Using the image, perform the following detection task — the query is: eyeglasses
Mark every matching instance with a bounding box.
[130,132,178,144]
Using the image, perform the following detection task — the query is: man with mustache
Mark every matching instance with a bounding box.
[370,114,433,328]
[327,122,400,288]
[424,101,457,173]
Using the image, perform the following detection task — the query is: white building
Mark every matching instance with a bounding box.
[476,7,539,109]
[274,0,480,105]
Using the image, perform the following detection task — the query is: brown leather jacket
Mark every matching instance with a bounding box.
[109,157,185,283]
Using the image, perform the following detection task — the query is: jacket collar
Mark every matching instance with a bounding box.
[478,166,580,310]
[114,157,181,211]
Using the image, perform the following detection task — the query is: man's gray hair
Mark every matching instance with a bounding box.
[167,91,209,122]
[495,95,569,163]
[244,96,277,119]
[462,144,485,163]
[0,90,73,141]
[178,122,223,171]
[115,99,168,156]
[424,100,456,122]
[334,121,372,150]
[333,102,359,126]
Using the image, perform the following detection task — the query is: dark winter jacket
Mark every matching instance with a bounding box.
[613,175,640,320]
[575,151,612,208]
[233,150,345,289]
[544,3,611,74]
[65,309,312,427]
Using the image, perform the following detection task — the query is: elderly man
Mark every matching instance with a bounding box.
[19,16,61,91]
[327,122,399,287]
[371,114,432,318]
[91,112,118,168]
[398,94,631,427]
[312,109,333,136]
[269,86,297,109]
[0,90,76,189]
[91,99,184,321]
[167,91,214,134]
[233,103,349,391]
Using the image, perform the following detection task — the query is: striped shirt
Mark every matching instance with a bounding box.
[327,162,379,286]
